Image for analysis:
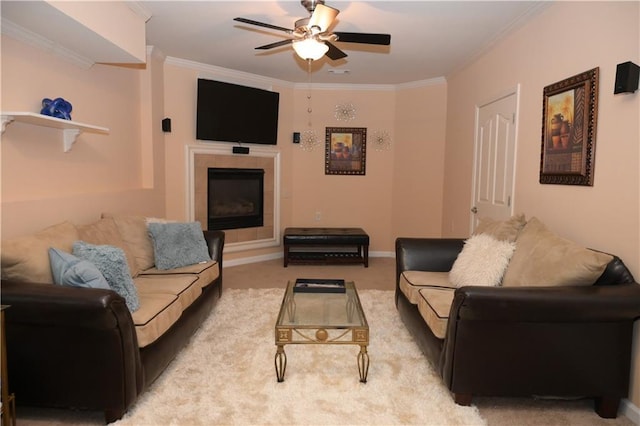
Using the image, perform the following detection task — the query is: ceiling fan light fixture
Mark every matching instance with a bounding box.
[292,38,328,61]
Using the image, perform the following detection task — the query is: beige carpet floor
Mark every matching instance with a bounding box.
[15,257,635,426]
[112,287,484,425]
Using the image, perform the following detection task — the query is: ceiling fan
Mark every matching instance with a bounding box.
[233,0,391,62]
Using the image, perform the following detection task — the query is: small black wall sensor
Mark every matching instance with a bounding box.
[161,118,171,132]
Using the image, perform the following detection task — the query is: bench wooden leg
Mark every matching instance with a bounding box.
[283,245,289,267]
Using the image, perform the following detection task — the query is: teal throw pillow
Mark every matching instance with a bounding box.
[72,241,140,312]
[48,247,110,289]
[147,222,211,270]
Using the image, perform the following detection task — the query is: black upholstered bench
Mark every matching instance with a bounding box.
[283,227,369,267]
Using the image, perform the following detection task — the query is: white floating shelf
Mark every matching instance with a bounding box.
[1,111,109,152]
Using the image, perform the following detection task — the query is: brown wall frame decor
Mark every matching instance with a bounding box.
[325,127,367,175]
[540,67,599,186]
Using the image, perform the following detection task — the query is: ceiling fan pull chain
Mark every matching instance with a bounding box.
[307,59,313,127]
[300,58,320,151]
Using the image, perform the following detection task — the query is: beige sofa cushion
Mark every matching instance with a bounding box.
[77,217,140,277]
[399,271,454,304]
[102,213,155,271]
[131,293,183,348]
[502,217,613,287]
[417,287,456,339]
[473,213,526,242]
[1,221,79,284]
[134,275,202,312]
[139,260,219,290]
[133,261,219,347]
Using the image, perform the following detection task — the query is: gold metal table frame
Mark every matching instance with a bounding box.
[274,280,370,383]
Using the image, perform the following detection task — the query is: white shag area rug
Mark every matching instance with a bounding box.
[113,288,486,426]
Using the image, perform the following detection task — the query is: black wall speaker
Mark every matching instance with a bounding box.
[161,117,172,132]
[614,61,639,94]
[232,146,250,154]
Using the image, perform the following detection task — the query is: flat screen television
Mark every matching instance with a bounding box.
[196,78,280,145]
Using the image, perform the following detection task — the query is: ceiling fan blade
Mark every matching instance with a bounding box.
[308,4,339,32]
[233,17,293,34]
[325,42,348,60]
[255,39,293,50]
[334,32,391,45]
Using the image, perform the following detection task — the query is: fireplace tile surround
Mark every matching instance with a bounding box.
[191,147,277,249]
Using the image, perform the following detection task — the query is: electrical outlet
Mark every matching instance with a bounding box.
[315,211,321,221]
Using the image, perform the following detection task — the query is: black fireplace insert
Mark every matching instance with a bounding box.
[208,168,264,230]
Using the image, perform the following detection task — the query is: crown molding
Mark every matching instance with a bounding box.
[126,1,153,23]
[166,56,447,92]
[448,2,550,78]
[147,45,166,62]
[293,82,397,92]
[165,56,295,90]
[1,18,94,69]
[395,77,447,90]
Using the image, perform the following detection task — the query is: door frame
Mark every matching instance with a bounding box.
[469,85,521,233]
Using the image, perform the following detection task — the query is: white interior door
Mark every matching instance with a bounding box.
[471,91,518,231]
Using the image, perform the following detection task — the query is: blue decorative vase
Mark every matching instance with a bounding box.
[41,97,72,120]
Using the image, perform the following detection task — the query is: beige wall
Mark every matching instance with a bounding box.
[442,1,640,405]
[2,0,638,410]
[160,61,296,262]
[393,82,447,239]
[288,87,396,251]
[0,35,448,257]
[289,83,447,251]
[1,36,165,239]
[162,61,448,258]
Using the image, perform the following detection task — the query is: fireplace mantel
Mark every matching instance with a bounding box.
[186,143,280,253]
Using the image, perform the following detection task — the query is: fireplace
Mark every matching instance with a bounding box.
[208,168,264,230]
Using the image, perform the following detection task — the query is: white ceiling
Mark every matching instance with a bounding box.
[144,1,548,85]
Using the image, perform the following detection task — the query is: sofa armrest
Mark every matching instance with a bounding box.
[450,283,640,323]
[395,237,464,283]
[399,238,640,409]
[440,282,640,400]
[2,280,134,328]
[203,230,225,268]
[1,279,142,416]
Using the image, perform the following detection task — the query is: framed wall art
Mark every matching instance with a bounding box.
[540,67,599,186]
[325,127,367,175]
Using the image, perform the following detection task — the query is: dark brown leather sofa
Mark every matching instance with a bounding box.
[395,237,640,418]
[1,230,224,423]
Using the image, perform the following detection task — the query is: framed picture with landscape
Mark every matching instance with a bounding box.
[325,127,367,175]
[540,67,599,186]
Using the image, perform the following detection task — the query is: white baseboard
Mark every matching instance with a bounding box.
[621,398,640,425]
[223,250,394,268]
[223,252,282,268]
[371,250,395,258]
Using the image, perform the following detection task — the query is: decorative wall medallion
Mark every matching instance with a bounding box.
[334,102,356,121]
[371,129,391,151]
[300,129,320,151]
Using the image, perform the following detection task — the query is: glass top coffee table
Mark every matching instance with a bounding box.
[275,279,369,383]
